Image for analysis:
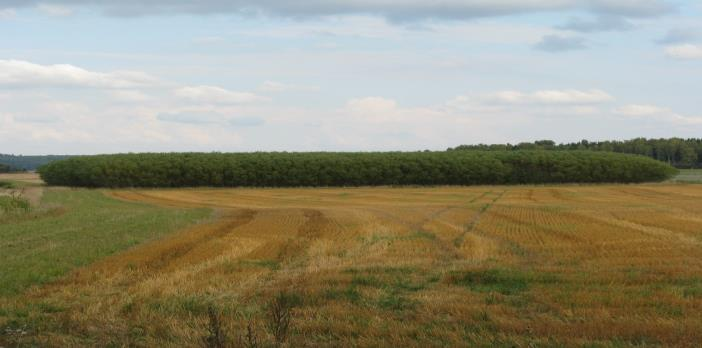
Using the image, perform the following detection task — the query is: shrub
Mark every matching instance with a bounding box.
[265,292,300,344]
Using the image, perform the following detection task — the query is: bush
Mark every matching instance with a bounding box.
[38,151,677,188]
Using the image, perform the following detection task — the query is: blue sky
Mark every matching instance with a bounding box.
[0,0,701,155]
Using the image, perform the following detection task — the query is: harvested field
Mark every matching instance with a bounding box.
[3,184,702,347]
[0,172,44,185]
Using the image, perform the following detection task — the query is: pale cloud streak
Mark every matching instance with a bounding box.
[174,86,269,104]
[258,81,318,93]
[461,89,614,106]
[36,3,73,16]
[0,60,157,89]
[615,104,702,125]
[664,44,702,59]
[557,15,632,32]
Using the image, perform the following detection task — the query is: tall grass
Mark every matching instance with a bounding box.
[0,192,31,215]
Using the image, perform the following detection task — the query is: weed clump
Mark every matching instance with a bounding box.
[0,189,31,215]
[200,292,300,348]
[203,306,228,348]
[266,292,301,344]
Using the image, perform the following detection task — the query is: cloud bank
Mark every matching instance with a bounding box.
[0,0,676,21]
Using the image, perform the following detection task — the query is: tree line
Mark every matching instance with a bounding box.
[39,151,676,188]
[0,163,15,174]
[0,154,73,171]
[448,138,702,168]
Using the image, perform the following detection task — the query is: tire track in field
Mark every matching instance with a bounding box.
[453,190,507,248]
[469,190,492,203]
[92,208,258,273]
[364,190,494,234]
[246,209,335,262]
[367,190,509,260]
[358,204,463,260]
[598,212,702,246]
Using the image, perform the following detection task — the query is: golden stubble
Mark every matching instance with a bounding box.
[9,184,702,347]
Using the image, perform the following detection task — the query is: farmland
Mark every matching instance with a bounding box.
[2,175,702,346]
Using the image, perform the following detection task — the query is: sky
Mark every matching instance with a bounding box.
[0,0,701,155]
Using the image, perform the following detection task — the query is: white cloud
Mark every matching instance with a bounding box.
[664,44,702,59]
[614,104,666,116]
[0,59,157,89]
[345,96,446,124]
[156,111,264,127]
[109,90,151,102]
[174,85,269,104]
[475,89,613,105]
[36,3,73,16]
[615,104,702,125]
[0,7,15,19]
[346,97,398,115]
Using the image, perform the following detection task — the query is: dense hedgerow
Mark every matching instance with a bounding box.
[38,151,677,188]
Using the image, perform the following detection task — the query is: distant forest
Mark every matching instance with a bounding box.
[0,163,14,173]
[449,138,702,168]
[0,154,73,172]
[3,138,701,173]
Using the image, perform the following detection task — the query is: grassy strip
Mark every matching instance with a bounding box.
[0,189,210,296]
[670,169,702,183]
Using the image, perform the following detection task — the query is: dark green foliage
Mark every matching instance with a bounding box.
[449,137,702,168]
[38,151,676,188]
[446,269,530,295]
[0,163,14,173]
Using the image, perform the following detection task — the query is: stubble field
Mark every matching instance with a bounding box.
[2,178,702,346]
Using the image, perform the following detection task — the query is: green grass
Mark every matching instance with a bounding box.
[0,180,16,189]
[0,189,211,296]
[670,169,702,183]
[0,195,31,216]
[446,268,560,295]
